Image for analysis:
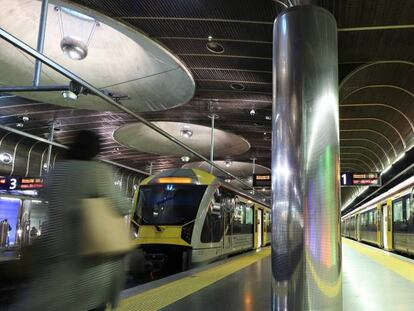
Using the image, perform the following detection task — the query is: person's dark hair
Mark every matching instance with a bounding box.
[65,130,101,160]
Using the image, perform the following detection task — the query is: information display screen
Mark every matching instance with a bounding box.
[0,177,44,191]
[253,174,271,187]
[340,172,381,187]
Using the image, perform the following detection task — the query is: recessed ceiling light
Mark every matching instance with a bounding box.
[16,122,24,128]
[265,115,271,120]
[230,83,245,91]
[60,36,88,61]
[181,155,190,162]
[206,36,224,54]
[225,159,232,167]
[21,116,30,122]
[180,126,193,139]
[250,109,256,116]
[0,153,13,164]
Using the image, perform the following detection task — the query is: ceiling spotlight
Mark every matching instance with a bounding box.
[225,159,232,167]
[250,109,256,116]
[230,82,245,91]
[16,122,24,128]
[21,116,30,122]
[61,81,85,101]
[206,36,225,54]
[180,126,193,139]
[181,155,190,162]
[265,115,272,120]
[60,36,88,61]
[0,153,13,165]
[43,163,49,171]
[61,90,78,101]
[225,178,231,183]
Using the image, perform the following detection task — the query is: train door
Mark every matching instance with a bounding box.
[356,214,360,240]
[257,209,263,248]
[382,203,388,249]
[376,205,382,246]
[383,199,393,251]
[221,193,233,254]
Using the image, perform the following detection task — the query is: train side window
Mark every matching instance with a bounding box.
[232,201,245,234]
[201,202,223,243]
[245,206,253,234]
[393,200,403,222]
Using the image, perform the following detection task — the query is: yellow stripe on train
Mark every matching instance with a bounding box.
[136,225,190,247]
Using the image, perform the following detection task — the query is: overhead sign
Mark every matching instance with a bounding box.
[340,172,381,187]
[0,177,44,191]
[253,174,271,187]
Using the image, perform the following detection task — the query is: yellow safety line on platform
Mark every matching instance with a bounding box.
[342,238,414,283]
[118,248,270,311]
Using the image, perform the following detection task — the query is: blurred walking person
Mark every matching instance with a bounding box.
[20,131,131,311]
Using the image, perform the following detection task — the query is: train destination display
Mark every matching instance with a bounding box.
[340,172,381,187]
[253,174,271,187]
[0,177,44,191]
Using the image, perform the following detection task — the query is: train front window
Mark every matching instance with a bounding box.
[137,184,207,225]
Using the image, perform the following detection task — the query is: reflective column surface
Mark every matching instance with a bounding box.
[271,5,342,311]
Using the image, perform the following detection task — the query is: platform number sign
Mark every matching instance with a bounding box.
[0,177,44,191]
[340,172,381,187]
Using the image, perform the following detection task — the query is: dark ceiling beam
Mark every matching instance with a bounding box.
[158,36,272,44]
[340,152,380,171]
[177,53,271,60]
[197,79,271,85]
[340,129,397,156]
[339,157,373,171]
[340,138,391,163]
[123,17,273,25]
[338,24,414,32]
[340,117,406,148]
[340,144,386,169]
[339,161,367,172]
[191,67,272,74]
[339,60,414,90]
[341,85,414,102]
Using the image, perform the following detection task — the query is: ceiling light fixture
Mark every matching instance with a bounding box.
[21,116,30,122]
[0,153,13,165]
[230,82,245,91]
[265,115,272,120]
[250,109,256,116]
[225,159,232,167]
[61,90,78,100]
[180,126,193,139]
[56,6,98,61]
[206,36,225,54]
[60,36,88,61]
[61,81,85,101]
[181,155,190,162]
[16,122,24,128]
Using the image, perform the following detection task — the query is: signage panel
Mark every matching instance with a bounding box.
[340,172,380,187]
[253,174,271,187]
[0,177,44,191]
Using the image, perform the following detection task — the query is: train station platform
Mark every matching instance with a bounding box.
[118,239,414,310]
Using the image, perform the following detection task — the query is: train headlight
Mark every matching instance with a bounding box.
[181,222,194,244]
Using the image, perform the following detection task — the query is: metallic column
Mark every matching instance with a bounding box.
[33,0,49,86]
[209,114,217,173]
[271,5,341,311]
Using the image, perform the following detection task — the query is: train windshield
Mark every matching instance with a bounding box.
[136,184,207,225]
